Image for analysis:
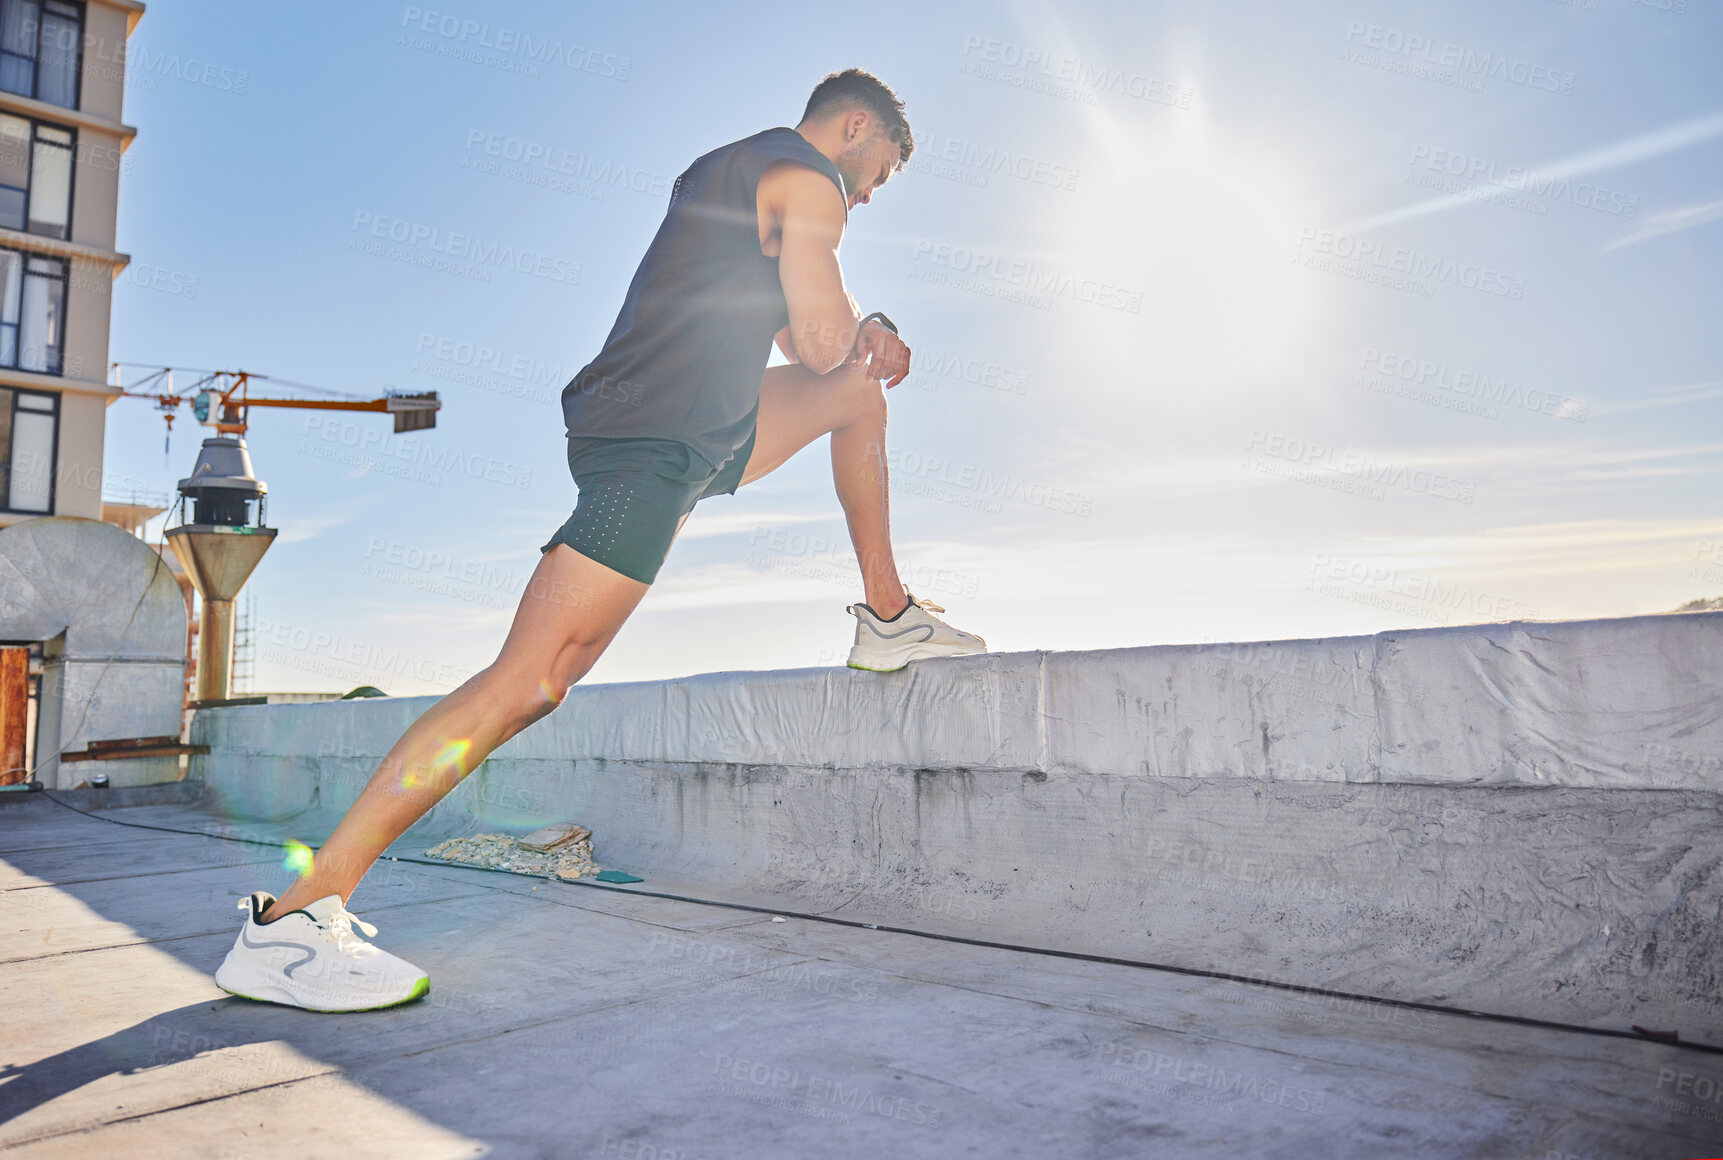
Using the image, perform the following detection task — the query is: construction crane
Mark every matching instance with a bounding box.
[107,366,442,707]
[112,365,440,450]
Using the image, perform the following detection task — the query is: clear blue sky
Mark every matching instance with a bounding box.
[102,0,1723,693]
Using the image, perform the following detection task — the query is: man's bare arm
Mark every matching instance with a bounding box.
[773,288,858,363]
[774,166,860,373]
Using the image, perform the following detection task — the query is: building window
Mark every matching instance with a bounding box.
[0,113,72,239]
[0,386,57,512]
[0,247,64,372]
[0,1,82,110]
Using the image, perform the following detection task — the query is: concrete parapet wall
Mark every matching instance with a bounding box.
[191,612,1723,1043]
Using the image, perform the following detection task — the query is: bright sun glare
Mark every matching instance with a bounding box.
[1072,103,1323,393]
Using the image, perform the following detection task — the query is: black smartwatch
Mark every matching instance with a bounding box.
[860,310,898,335]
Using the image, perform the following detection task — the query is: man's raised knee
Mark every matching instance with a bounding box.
[835,363,888,424]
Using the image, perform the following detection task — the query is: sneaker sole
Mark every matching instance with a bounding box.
[847,643,985,673]
[216,965,430,1013]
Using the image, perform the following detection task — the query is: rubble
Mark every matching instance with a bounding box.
[423,832,599,880]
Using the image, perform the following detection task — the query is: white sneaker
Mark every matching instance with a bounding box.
[846,594,987,672]
[214,891,429,1012]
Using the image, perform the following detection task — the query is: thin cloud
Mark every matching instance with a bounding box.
[1588,380,1723,416]
[1339,110,1723,233]
[1603,197,1723,252]
[274,513,348,544]
[678,507,843,540]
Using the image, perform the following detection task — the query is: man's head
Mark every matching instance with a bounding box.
[797,69,913,209]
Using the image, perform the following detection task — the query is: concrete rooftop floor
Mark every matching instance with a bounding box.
[3,793,1721,1159]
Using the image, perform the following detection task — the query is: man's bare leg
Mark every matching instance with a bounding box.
[260,545,650,921]
[741,360,909,618]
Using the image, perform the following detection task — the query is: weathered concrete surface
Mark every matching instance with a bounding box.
[189,613,1723,1045]
[210,611,1723,789]
[3,795,1721,1159]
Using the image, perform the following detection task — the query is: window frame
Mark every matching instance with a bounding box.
[0,384,59,514]
[25,118,72,239]
[0,244,69,375]
[0,0,85,111]
[0,111,77,240]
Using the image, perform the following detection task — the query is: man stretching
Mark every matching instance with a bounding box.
[214,69,986,1011]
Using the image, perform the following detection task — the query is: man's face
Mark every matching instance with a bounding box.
[835,119,902,210]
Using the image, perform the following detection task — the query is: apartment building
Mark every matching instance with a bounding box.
[0,0,141,528]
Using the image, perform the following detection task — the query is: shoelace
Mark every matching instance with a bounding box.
[846,593,948,617]
[236,895,379,956]
[321,905,379,956]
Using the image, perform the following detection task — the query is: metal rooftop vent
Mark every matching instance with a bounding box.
[176,435,266,527]
[164,435,278,703]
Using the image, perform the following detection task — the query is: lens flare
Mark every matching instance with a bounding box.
[430,738,473,776]
[282,839,315,876]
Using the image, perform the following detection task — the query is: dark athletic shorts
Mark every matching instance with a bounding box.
[538,427,756,584]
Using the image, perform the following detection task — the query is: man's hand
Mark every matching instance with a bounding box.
[848,320,911,387]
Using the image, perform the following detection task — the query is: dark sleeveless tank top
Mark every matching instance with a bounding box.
[560,128,848,467]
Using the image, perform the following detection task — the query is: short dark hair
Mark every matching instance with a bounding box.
[801,68,914,165]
